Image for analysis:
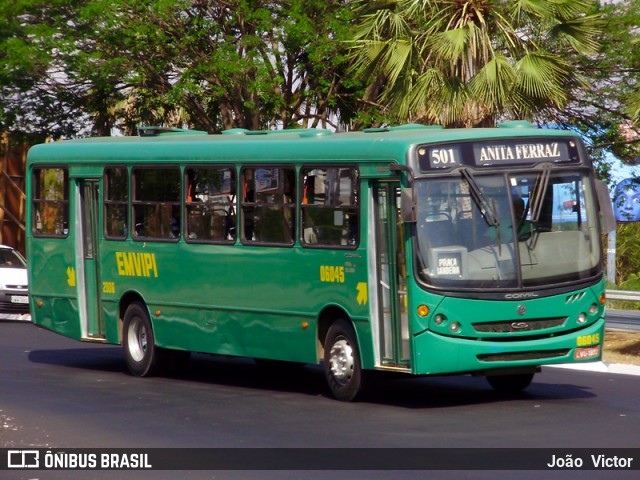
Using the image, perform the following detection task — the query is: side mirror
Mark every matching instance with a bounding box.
[400,188,417,223]
[594,179,616,233]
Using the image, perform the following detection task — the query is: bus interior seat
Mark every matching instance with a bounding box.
[303,227,318,244]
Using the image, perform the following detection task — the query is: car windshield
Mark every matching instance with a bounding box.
[414,170,601,290]
[0,249,26,269]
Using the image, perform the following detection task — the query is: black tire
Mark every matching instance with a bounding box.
[122,302,165,377]
[486,373,535,393]
[323,319,364,402]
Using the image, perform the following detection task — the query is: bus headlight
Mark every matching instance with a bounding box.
[434,314,446,325]
[577,313,587,324]
[588,303,598,315]
[449,321,461,333]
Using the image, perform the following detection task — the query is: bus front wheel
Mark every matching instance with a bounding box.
[323,320,364,402]
[123,302,163,377]
[486,373,534,393]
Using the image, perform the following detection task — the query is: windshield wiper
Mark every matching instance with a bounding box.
[460,168,499,227]
[524,164,552,249]
[528,164,552,223]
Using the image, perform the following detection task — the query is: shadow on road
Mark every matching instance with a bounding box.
[26,344,597,409]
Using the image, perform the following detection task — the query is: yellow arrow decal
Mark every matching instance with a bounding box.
[66,266,76,287]
[356,282,368,305]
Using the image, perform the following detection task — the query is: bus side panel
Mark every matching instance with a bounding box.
[99,241,371,365]
[153,307,317,362]
[29,235,82,340]
[100,298,121,345]
[154,244,367,364]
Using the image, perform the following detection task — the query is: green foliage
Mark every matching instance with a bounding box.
[555,0,640,167]
[614,223,640,285]
[0,0,91,137]
[0,0,639,163]
[348,0,605,127]
[0,0,360,136]
[606,273,640,310]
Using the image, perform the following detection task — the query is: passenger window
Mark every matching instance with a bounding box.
[104,167,128,239]
[301,167,359,247]
[185,167,236,243]
[241,167,295,245]
[32,167,69,237]
[132,167,181,241]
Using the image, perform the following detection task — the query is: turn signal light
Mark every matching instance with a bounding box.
[417,304,430,317]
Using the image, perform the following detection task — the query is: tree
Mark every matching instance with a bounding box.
[0,0,92,137]
[1,0,360,137]
[66,0,359,134]
[348,0,604,128]
[552,0,640,168]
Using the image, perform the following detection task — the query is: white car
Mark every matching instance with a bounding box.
[0,245,30,321]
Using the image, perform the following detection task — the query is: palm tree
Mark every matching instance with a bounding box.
[349,0,603,127]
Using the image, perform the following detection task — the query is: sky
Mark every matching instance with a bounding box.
[611,157,639,187]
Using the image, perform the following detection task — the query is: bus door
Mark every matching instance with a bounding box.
[76,179,104,340]
[371,182,410,369]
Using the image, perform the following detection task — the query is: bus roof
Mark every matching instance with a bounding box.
[27,122,582,166]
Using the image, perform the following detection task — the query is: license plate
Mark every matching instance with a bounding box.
[10,295,29,304]
[574,345,600,360]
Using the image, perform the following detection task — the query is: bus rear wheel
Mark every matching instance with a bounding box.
[123,302,164,377]
[323,320,364,402]
[486,373,535,393]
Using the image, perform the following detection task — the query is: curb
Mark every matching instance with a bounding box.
[0,314,31,322]
[547,361,640,376]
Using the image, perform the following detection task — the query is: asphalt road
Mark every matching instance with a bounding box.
[1,320,639,480]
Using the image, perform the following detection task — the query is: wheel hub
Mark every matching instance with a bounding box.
[329,339,354,385]
[127,318,147,362]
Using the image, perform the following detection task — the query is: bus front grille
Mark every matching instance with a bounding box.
[472,317,567,333]
[477,349,570,362]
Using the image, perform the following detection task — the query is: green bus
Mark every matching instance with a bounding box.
[26,122,614,401]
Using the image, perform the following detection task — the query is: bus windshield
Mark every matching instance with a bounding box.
[414,169,601,290]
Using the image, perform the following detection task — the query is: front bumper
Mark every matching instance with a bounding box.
[0,289,30,315]
[412,317,605,375]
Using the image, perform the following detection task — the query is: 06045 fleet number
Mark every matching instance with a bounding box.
[320,266,345,283]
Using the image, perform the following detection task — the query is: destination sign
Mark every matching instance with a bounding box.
[417,138,580,171]
[473,141,570,166]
